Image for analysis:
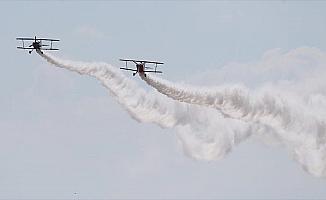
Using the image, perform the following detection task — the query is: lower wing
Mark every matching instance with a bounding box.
[143,70,163,73]
[120,68,137,72]
[41,48,59,50]
[17,47,35,49]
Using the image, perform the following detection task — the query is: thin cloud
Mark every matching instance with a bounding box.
[75,25,106,40]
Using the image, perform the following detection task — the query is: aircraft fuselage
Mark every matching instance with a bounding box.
[136,64,145,74]
[32,42,41,49]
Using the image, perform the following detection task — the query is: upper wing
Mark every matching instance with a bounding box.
[120,59,164,65]
[37,38,60,42]
[16,38,34,41]
[137,60,164,65]
[120,59,135,62]
[16,37,60,41]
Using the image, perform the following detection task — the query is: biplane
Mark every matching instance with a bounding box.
[119,59,163,77]
[16,36,59,54]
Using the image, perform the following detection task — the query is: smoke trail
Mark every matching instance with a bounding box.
[37,50,251,163]
[37,50,178,128]
[141,49,326,177]
[38,49,326,177]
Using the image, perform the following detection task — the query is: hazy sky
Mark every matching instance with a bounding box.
[1,1,326,199]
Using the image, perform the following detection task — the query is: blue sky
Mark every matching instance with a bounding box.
[1,1,326,199]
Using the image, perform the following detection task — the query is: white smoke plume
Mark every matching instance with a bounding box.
[37,50,251,163]
[37,48,326,177]
[141,47,326,177]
